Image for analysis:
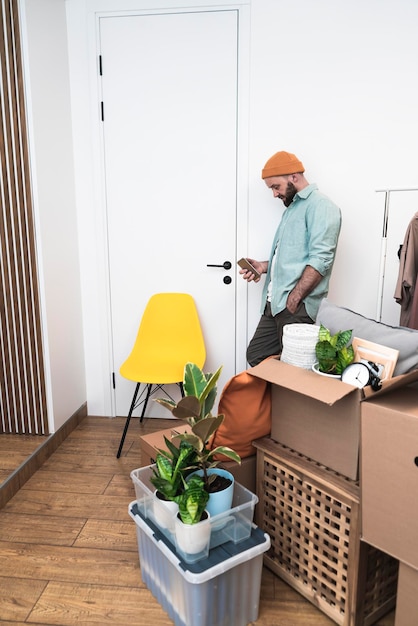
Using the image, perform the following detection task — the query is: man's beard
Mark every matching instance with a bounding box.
[282,181,297,207]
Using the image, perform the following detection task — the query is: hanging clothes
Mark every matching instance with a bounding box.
[409,273,418,329]
[394,212,418,329]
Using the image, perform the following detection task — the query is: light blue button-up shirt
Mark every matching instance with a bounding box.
[261,183,342,320]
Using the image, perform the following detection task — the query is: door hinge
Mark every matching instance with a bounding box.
[99,56,104,121]
[112,372,116,389]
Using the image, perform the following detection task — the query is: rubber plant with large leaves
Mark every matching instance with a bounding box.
[155,363,241,490]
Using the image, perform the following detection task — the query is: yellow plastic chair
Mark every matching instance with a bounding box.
[116,293,206,457]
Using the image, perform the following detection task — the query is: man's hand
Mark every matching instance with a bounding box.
[286,265,323,313]
[239,259,267,283]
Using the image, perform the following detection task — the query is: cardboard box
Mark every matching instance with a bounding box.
[139,427,257,493]
[139,425,192,467]
[224,456,256,494]
[361,386,418,569]
[250,357,418,480]
[395,562,418,626]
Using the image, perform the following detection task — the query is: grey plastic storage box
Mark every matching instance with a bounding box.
[129,501,270,626]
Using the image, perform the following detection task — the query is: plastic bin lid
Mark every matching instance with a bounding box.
[129,501,269,574]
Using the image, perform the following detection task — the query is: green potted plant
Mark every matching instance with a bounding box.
[155,363,241,517]
[314,324,355,376]
[149,437,197,531]
[150,436,196,500]
[174,474,211,558]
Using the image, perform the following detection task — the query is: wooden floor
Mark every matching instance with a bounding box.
[0,415,395,625]
[0,434,48,484]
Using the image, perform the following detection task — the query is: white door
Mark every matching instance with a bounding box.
[99,10,241,416]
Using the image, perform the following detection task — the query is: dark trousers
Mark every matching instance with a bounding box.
[246,301,313,367]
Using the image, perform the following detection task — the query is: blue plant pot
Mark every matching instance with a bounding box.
[192,468,234,517]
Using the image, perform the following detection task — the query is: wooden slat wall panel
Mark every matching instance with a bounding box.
[0,0,48,434]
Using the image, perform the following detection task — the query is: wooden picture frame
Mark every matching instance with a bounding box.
[352,337,399,381]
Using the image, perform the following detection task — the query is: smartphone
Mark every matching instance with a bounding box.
[237,258,261,280]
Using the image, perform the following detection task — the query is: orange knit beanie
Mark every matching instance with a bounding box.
[261,151,305,179]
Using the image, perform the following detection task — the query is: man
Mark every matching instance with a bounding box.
[241,150,341,366]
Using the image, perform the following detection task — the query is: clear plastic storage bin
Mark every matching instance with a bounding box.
[129,501,270,626]
[130,465,258,562]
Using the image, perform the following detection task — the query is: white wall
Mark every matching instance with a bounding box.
[247,0,418,335]
[21,0,86,430]
[63,0,418,416]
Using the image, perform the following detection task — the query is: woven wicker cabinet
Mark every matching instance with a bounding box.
[254,438,398,626]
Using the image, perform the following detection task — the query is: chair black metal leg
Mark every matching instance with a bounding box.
[116,382,141,458]
[117,381,183,457]
[139,383,153,423]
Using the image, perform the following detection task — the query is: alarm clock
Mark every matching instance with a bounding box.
[341,360,382,391]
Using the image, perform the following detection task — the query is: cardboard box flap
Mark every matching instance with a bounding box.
[362,367,418,400]
[249,358,355,406]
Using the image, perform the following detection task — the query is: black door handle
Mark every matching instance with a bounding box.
[207,261,232,270]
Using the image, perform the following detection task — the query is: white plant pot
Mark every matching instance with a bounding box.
[175,511,211,555]
[312,362,341,380]
[153,491,178,533]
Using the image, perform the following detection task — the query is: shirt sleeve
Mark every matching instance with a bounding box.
[305,197,342,276]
